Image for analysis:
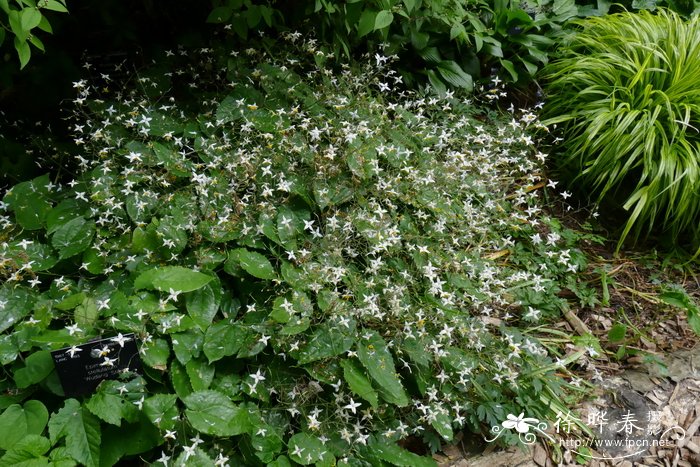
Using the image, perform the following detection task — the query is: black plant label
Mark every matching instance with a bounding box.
[51,333,141,397]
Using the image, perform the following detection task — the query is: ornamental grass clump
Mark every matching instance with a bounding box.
[0,35,594,465]
[542,9,700,250]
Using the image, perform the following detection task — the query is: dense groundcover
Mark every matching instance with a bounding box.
[0,35,599,465]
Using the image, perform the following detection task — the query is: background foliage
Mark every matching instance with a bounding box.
[542,8,700,250]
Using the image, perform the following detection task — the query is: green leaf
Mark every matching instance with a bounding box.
[51,217,95,259]
[3,175,52,229]
[184,390,248,436]
[141,338,170,371]
[436,60,473,90]
[36,14,51,32]
[357,331,409,407]
[203,320,246,362]
[14,36,31,69]
[341,359,378,408]
[48,399,101,467]
[660,289,700,336]
[296,325,354,364]
[0,434,50,465]
[207,6,233,23]
[374,10,394,30]
[0,405,28,450]
[143,393,178,430]
[0,285,36,333]
[20,8,41,31]
[402,0,417,13]
[74,297,99,329]
[233,248,276,279]
[85,391,124,426]
[100,414,160,466]
[607,323,627,342]
[357,9,378,38]
[14,351,54,388]
[431,410,453,441]
[41,0,68,12]
[186,281,221,329]
[134,266,213,292]
[287,432,331,465]
[185,358,215,391]
[369,439,437,467]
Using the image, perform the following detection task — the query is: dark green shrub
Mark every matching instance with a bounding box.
[542,9,700,250]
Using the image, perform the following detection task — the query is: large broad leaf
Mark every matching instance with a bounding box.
[51,217,95,259]
[357,331,409,407]
[183,390,250,436]
[341,359,378,408]
[203,320,247,363]
[99,413,160,467]
[436,60,474,91]
[48,399,101,467]
[143,394,178,431]
[296,325,354,364]
[374,10,394,30]
[3,174,53,230]
[14,351,54,388]
[357,9,377,37]
[134,266,213,293]
[0,400,49,450]
[0,285,36,333]
[186,281,221,329]
[85,392,124,426]
[232,248,276,280]
[0,434,50,465]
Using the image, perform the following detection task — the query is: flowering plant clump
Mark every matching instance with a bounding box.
[0,34,595,465]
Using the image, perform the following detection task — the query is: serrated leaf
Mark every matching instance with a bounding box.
[134,266,213,292]
[85,391,123,426]
[357,331,408,407]
[0,434,50,465]
[233,248,276,279]
[100,414,160,466]
[51,217,95,259]
[143,393,178,430]
[48,399,101,467]
[14,350,54,389]
[341,359,378,408]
